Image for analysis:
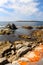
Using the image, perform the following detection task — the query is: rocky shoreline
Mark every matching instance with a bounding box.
[0,24,43,65]
[0,23,17,35]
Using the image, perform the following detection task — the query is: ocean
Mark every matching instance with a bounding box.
[0,21,43,42]
[0,21,43,26]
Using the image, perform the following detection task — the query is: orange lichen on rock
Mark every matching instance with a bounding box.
[35,45,43,52]
[24,50,41,62]
[28,51,41,62]
[18,61,28,65]
[35,45,43,58]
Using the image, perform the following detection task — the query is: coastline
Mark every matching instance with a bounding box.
[0,23,43,65]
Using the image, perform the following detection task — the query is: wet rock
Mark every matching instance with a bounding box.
[6,23,17,30]
[36,26,43,29]
[11,24,17,30]
[22,41,33,47]
[14,40,23,45]
[22,26,33,29]
[19,34,31,39]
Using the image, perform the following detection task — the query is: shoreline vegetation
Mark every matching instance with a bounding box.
[16,21,43,22]
[0,23,43,65]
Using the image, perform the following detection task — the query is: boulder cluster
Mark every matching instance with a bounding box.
[0,23,17,35]
[0,29,43,65]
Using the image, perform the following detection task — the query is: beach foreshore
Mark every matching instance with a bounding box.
[0,23,43,65]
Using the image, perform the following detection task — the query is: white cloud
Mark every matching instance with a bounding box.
[0,0,8,6]
[19,0,34,3]
[4,0,39,15]
[0,0,43,21]
[0,0,39,15]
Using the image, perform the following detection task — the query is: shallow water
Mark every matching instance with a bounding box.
[0,21,43,42]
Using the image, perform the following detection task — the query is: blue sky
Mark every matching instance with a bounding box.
[0,0,43,21]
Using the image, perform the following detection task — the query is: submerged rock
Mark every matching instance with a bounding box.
[36,26,43,29]
[22,25,33,29]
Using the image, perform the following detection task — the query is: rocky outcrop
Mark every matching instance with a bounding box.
[0,28,14,35]
[0,29,43,64]
[6,23,17,30]
[0,23,17,35]
[36,26,43,29]
[22,26,33,29]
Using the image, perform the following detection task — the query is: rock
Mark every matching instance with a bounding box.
[5,63,12,65]
[3,28,12,35]
[7,55,17,63]
[22,41,33,47]
[0,41,12,57]
[16,46,31,57]
[0,28,14,35]
[36,26,43,29]
[32,30,43,37]
[11,24,17,30]
[19,34,31,39]
[14,40,23,45]
[18,57,29,62]
[12,61,20,65]
[0,57,6,63]
[22,26,33,29]
[15,44,23,50]
[6,23,17,30]
[0,29,5,35]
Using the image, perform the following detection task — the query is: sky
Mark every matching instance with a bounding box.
[0,0,43,21]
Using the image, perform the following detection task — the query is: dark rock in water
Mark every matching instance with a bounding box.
[11,24,17,30]
[6,23,17,30]
[36,26,43,29]
[22,26,33,29]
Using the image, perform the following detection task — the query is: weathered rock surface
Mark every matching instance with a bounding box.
[0,29,43,64]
